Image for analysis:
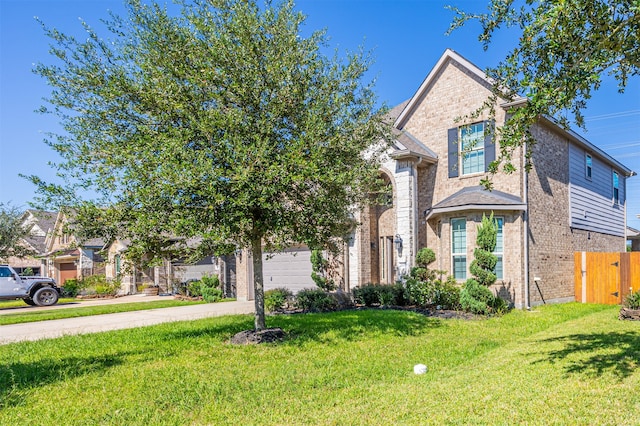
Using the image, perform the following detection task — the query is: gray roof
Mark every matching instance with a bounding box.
[27,210,57,233]
[391,129,438,162]
[426,186,527,220]
[22,210,57,254]
[628,226,640,240]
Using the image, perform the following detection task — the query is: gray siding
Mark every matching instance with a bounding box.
[569,144,625,236]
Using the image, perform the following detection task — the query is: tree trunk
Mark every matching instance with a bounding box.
[251,237,266,331]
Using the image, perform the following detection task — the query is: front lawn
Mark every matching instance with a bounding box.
[0,303,638,424]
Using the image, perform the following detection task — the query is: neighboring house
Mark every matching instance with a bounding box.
[233,49,635,308]
[6,210,56,275]
[42,211,105,284]
[104,238,237,296]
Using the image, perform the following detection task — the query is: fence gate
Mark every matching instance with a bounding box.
[575,252,640,304]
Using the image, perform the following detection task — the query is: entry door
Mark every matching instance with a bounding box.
[380,236,394,284]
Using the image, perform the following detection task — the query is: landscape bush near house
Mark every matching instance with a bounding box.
[265,288,293,313]
[405,248,460,310]
[295,288,338,312]
[62,275,121,298]
[179,274,223,302]
[352,283,407,307]
[460,214,507,315]
[623,292,640,309]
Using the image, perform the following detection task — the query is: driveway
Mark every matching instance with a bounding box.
[0,297,255,345]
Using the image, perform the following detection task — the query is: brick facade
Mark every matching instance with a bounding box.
[347,49,631,309]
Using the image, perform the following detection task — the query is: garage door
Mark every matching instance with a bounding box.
[262,247,316,294]
[59,263,78,285]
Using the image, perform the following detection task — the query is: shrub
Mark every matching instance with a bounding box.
[94,282,120,296]
[415,248,436,267]
[295,288,337,312]
[459,279,506,315]
[433,276,461,310]
[329,291,354,310]
[265,287,293,312]
[460,279,494,314]
[352,284,380,307]
[200,274,220,289]
[187,280,203,297]
[202,287,224,303]
[352,283,407,307]
[61,278,82,297]
[624,291,640,309]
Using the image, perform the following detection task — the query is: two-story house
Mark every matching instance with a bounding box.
[229,49,634,308]
[6,210,56,276]
[347,49,635,308]
[43,211,105,284]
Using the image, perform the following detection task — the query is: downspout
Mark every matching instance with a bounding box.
[523,143,531,310]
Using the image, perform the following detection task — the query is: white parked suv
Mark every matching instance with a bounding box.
[0,264,61,306]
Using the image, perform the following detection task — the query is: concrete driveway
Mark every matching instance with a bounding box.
[0,296,254,345]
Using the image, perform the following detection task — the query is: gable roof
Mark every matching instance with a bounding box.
[425,186,527,220]
[394,49,504,129]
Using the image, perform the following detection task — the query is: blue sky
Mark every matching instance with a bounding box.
[1,0,639,229]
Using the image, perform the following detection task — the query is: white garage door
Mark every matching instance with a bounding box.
[262,247,316,294]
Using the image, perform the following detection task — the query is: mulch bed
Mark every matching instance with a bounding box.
[230,328,286,345]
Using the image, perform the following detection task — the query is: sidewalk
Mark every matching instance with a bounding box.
[0,299,255,345]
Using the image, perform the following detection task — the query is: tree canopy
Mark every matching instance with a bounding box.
[0,204,35,261]
[31,0,389,329]
[448,0,639,187]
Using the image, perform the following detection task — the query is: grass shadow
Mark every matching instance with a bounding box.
[270,308,443,346]
[533,331,640,379]
[0,351,138,408]
[154,309,443,346]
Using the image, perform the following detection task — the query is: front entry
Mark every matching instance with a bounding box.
[379,236,394,284]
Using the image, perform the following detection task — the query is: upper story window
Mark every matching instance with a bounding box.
[585,154,592,180]
[448,121,495,178]
[613,170,619,204]
[461,123,485,175]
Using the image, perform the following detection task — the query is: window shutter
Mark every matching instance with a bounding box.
[448,127,459,178]
[484,120,496,171]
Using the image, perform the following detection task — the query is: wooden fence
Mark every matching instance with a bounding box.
[574,252,640,304]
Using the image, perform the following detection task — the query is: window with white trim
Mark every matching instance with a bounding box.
[461,123,485,175]
[451,218,467,280]
[494,217,504,280]
[613,170,619,204]
[585,154,592,180]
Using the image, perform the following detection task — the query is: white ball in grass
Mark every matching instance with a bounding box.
[413,364,427,374]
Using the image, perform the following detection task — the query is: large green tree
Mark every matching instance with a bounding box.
[31,0,389,330]
[0,204,35,261]
[448,0,639,187]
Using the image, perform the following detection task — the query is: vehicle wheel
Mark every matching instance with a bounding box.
[33,287,59,306]
[23,298,37,306]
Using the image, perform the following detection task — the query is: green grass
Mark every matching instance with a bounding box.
[0,298,77,309]
[0,303,638,425]
[0,300,206,325]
